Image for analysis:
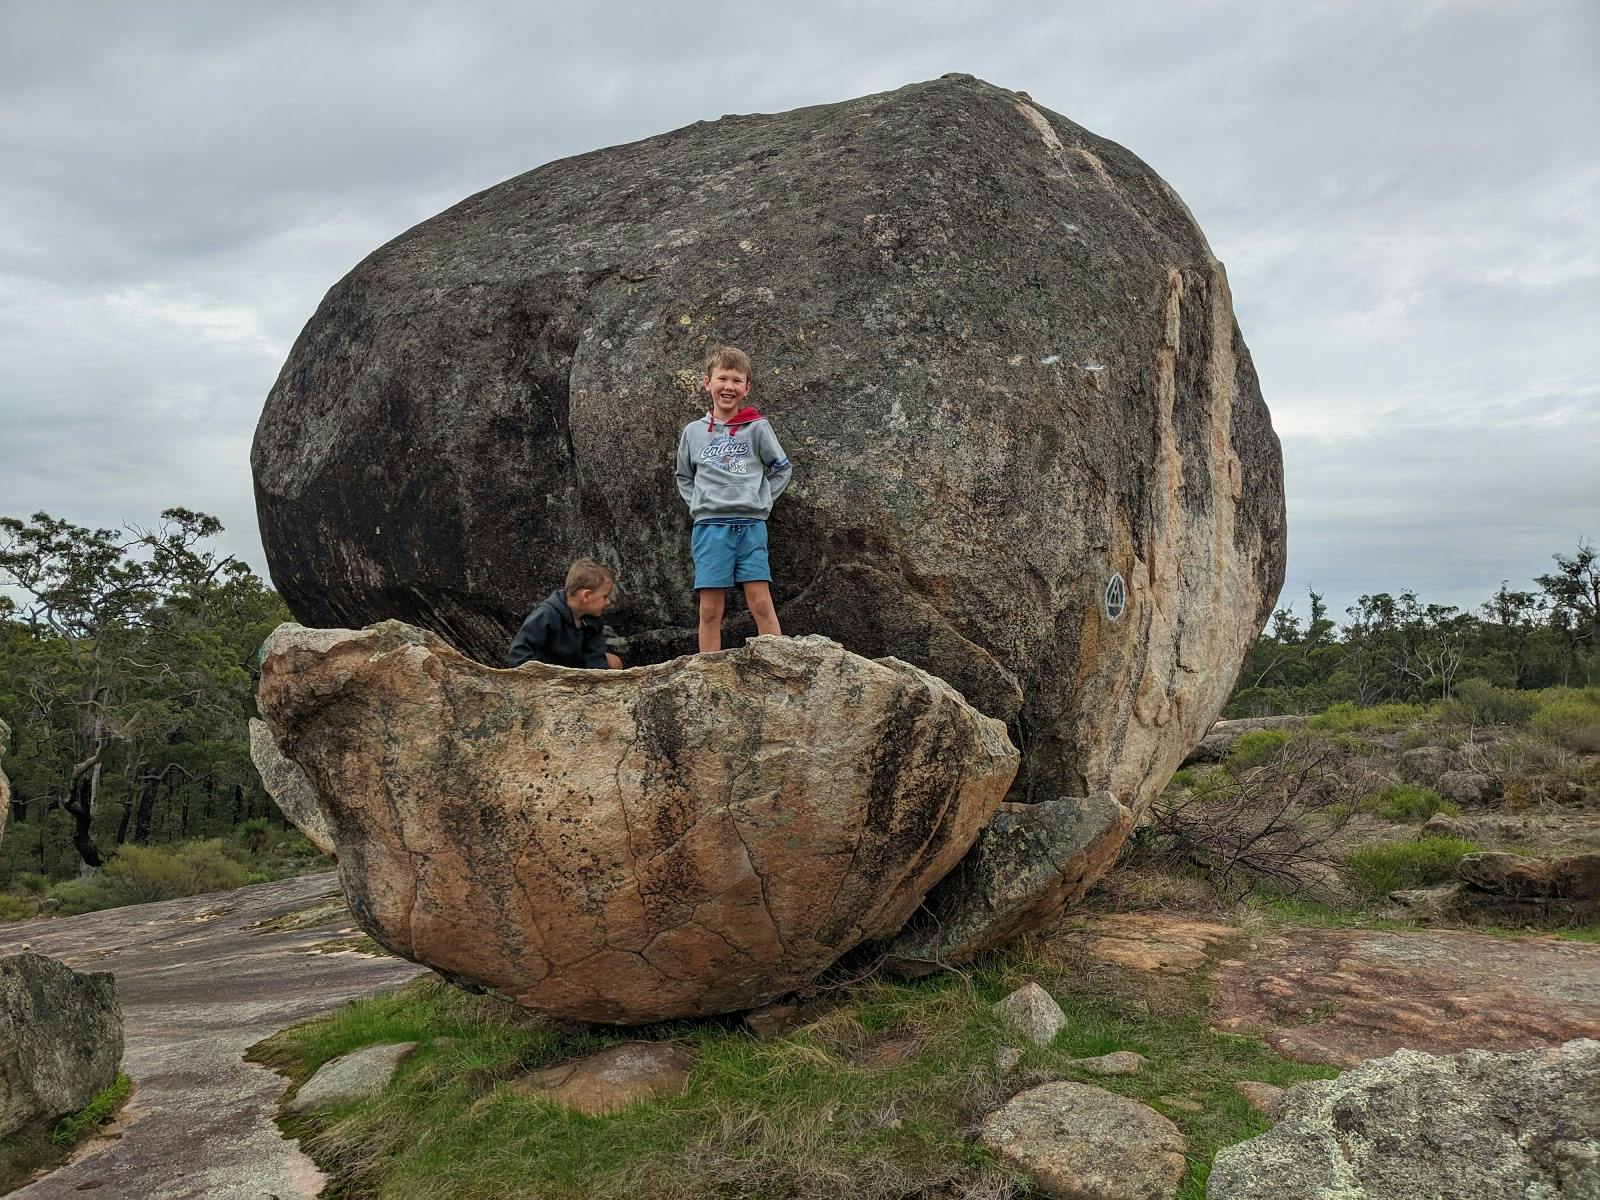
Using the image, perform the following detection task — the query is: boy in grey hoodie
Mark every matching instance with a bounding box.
[674,345,793,652]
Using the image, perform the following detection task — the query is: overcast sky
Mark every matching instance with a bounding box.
[2,0,1596,624]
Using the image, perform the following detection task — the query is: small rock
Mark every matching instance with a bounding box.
[1066,1050,1147,1076]
[1232,1081,1285,1121]
[288,1041,419,1113]
[980,1081,1187,1200]
[995,1045,1024,1073]
[1398,745,1453,784]
[510,1042,697,1116]
[1436,769,1498,806]
[994,982,1068,1046]
[1419,813,1475,840]
[1156,1094,1203,1113]
[744,998,802,1039]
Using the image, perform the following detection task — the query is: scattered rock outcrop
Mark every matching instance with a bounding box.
[1393,849,1600,923]
[0,952,124,1136]
[980,1081,1188,1200]
[256,622,1016,1024]
[252,73,1286,916]
[248,718,336,859]
[1207,1039,1600,1199]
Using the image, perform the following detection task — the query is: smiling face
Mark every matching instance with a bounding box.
[703,366,750,420]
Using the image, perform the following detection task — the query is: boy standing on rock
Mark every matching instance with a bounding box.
[506,558,624,669]
[674,346,793,653]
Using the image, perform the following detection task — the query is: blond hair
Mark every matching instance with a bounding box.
[564,558,614,597]
[703,345,752,379]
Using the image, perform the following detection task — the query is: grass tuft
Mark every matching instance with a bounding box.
[1344,837,1480,897]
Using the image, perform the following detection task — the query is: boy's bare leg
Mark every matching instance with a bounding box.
[698,588,727,653]
[605,652,624,670]
[744,581,782,637]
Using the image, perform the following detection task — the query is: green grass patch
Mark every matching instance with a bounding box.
[1529,688,1600,753]
[1358,785,1459,823]
[1344,837,1480,897]
[0,1074,132,1192]
[256,956,1338,1200]
[1436,679,1538,728]
[1307,701,1426,734]
[1226,729,1292,771]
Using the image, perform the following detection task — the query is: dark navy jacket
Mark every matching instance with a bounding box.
[506,589,608,669]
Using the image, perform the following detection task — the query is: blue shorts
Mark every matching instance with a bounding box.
[692,521,771,590]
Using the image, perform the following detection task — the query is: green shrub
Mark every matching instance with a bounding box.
[1166,768,1196,792]
[0,892,39,922]
[98,841,252,906]
[14,872,49,896]
[1307,702,1426,734]
[1529,689,1600,753]
[1227,730,1293,771]
[1345,837,1479,897]
[1359,785,1460,823]
[1436,679,1537,728]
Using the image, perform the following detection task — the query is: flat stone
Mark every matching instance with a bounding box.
[510,1042,697,1116]
[1232,1081,1285,1122]
[1210,926,1600,1066]
[1063,913,1238,974]
[1066,1050,1146,1076]
[288,1041,418,1113]
[1207,1039,1600,1199]
[994,982,1067,1046]
[980,1081,1187,1200]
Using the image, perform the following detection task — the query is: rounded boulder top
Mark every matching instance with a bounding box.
[252,74,1285,817]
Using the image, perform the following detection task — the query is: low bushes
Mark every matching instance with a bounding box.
[1436,679,1537,728]
[1359,785,1459,823]
[1225,730,1293,771]
[1529,688,1600,753]
[1307,702,1427,734]
[1344,836,1479,897]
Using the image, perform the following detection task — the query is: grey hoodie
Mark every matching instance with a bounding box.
[674,413,792,523]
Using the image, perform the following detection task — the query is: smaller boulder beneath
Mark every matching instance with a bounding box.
[248,718,335,859]
[288,1041,419,1113]
[510,1042,698,1116]
[1231,1081,1284,1122]
[883,793,1132,976]
[980,1081,1188,1200]
[1206,1038,1600,1199]
[0,952,124,1136]
[993,982,1068,1047]
[1397,744,1455,785]
[1392,851,1600,924]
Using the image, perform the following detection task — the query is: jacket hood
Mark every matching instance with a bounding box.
[706,405,762,433]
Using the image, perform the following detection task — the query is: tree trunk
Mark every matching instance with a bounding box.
[133,768,162,844]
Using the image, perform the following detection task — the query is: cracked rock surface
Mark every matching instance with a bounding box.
[251,73,1285,856]
[256,622,1016,1024]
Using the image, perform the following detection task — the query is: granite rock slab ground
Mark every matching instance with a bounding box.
[0,872,423,1200]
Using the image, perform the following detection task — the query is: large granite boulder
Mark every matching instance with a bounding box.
[1,952,124,1136]
[1207,1038,1600,1199]
[251,73,1285,849]
[255,622,1016,1024]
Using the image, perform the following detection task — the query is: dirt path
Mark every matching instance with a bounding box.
[1059,911,1600,1067]
[0,872,424,1200]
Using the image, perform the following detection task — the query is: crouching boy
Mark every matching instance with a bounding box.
[506,558,624,669]
[674,345,793,653]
